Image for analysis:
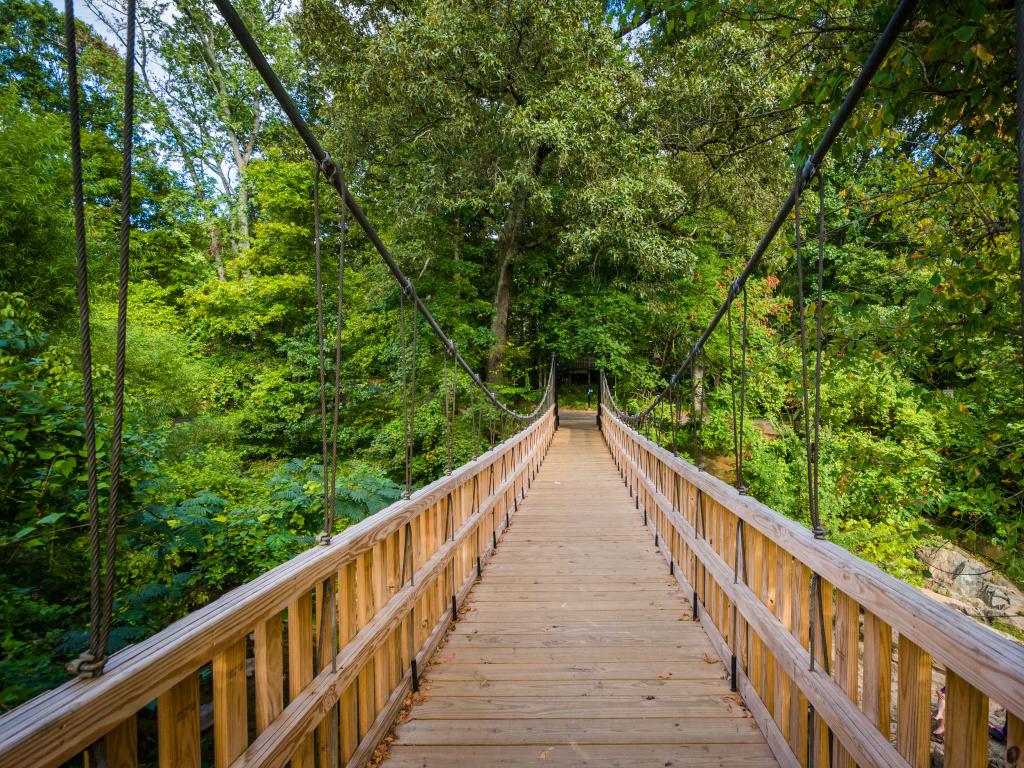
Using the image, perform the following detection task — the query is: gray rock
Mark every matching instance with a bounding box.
[983,585,1011,610]
[952,560,987,598]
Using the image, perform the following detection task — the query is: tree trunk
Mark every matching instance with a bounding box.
[211,226,226,281]
[485,145,549,382]
[487,246,515,381]
[235,182,250,253]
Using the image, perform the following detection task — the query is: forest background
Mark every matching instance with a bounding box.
[1,0,1021,709]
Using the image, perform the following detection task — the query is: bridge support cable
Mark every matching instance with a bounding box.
[605,0,917,428]
[727,284,749,495]
[311,159,346,768]
[64,0,136,679]
[210,0,551,425]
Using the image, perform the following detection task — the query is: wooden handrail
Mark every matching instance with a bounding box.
[0,407,556,768]
[602,409,1024,768]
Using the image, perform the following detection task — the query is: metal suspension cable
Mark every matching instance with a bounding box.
[607,0,917,425]
[313,165,330,536]
[812,174,826,537]
[65,0,135,678]
[310,162,343,767]
[312,161,346,543]
[329,173,346,535]
[209,0,551,422]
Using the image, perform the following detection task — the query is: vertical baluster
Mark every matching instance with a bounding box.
[288,594,314,768]
[1007,713,1023,768]
[762,538,777,718]
[157,673,201,768]
[813,578,833,766]
[862,610,892,743]
[944,670,988,767]
[255,612,284,733]
[339,560,359,762]
[213,637,248,768]
[748,530,763,699]
[896,635,931,768]
[372,540,389,718]
[103,715,137,768]
[793,563,811,766]
[832,593,859,768]
[775,549,793,744]
[315,575,340,767]
[355,550,375,741]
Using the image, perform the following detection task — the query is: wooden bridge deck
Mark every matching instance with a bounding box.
[381,410,776,767]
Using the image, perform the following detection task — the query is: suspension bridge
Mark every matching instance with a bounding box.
[1,0,1024,765]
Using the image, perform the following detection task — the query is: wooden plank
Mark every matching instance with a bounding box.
[254,612,283,732]
[384,744,777,767]
[775,547,794,744]
[1008,713,1023,768]
[102,715,137,768]
[944,670,988,767]
[813,578,833,767]
[424,679,735,697]
[410,695,744,719]
[339,560,358,763]
[424,661,729,681]
[896,635,931,768]
[157,673,201,768]
[213,637,248,768]
[862,610,892,739]
[393,717,766,745]
[832,592,859,768]
[288,594,314,768]
[355,549,376,742]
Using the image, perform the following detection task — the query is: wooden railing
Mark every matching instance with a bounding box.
[0,407,555,768]
[602,409,1024,768]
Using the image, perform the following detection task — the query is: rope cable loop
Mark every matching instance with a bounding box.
[65,0,136,677]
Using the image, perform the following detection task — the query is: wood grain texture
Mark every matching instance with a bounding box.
[102,715,137,768]
[381,411,776,768]
[896,635,931,768]
[288,594,314,768]
[944,670,988,768]
[833,592,860,768]
[213,638,248,768]
[1007,713,1023,768]
[862,610,892,740]
[255,612,283,732]
[157,674,200,768]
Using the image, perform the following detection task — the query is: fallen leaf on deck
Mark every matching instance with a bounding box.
[657,672,673,680]
[702,653,716,664]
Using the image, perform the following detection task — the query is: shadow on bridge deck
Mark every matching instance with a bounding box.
[379,410,775,767]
